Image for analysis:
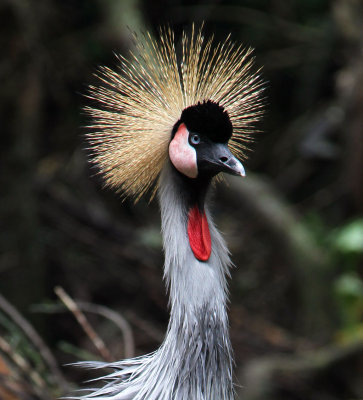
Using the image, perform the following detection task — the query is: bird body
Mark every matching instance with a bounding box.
[79,26,263,400]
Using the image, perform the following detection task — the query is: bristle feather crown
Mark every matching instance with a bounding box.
[86,26,264,201]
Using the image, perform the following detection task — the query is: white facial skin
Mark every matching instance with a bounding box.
[169,123,198,178]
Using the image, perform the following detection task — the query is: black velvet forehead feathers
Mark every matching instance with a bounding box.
[177,100,233,143]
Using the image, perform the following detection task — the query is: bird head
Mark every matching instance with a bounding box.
[169,100,245,180]
[86,26,263,201]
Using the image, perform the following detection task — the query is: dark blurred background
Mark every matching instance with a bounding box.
[1,0,363,399]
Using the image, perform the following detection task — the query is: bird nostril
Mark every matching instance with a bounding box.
[220,156,228,163]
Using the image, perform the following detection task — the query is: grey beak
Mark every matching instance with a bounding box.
[219,149,245,177]
[197,142,246,177]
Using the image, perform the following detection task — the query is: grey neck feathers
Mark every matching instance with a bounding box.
[158,163,232,313]
[78,163,234,400]
[157,163,234,399]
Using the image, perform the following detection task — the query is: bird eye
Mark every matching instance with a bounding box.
[190,134,200,145]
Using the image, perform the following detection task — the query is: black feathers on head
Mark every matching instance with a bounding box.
[178,100,233,143]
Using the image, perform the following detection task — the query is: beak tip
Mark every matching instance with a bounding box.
[238,164,246,177]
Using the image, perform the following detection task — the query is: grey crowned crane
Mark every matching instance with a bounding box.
[80,26,263,400]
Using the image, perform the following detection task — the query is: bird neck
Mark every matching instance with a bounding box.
[158,162,231,314]
[157,163,234,399]
[165,164,212,210]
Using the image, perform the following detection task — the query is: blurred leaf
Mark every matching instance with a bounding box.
[333,219,363,253]
[334,272,363,328]
[336,323,363,344]
[335,273,363,298]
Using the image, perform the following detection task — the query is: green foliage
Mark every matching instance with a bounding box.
[333,219,363,254]
[303,215,363,336]
[331,220,363,338]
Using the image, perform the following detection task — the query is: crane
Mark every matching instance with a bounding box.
[78,26,263,400]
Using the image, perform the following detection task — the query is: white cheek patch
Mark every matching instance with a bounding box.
[169,123,198,178]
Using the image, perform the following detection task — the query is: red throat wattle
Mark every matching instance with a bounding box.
[187,204,211,261]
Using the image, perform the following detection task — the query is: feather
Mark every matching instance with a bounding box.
[86,25,263,201]
[74,165,235,400]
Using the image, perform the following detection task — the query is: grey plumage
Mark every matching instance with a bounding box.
[75,163,234,400]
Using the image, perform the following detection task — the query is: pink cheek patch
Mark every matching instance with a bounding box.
[169,123,198,178]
